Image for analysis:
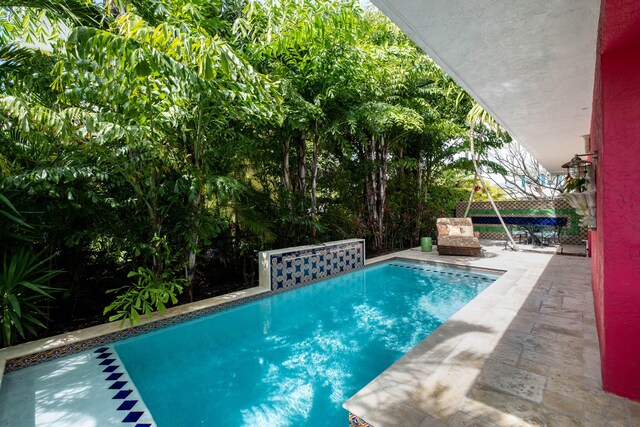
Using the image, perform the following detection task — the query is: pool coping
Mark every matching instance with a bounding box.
[342,246,555,426]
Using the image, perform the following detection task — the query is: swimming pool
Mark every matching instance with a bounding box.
[117,260,499,426]
[0,259,500,426]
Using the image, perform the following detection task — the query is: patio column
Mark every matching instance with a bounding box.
[590,0,640,401]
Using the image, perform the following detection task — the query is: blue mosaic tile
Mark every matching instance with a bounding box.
[109,381,127,390]
[94,347,109,353]
[135,425,152,427]
[266,241,365,292]
[97,352,113,359]
[103,365,119,373]
[113,390,133,400]
[106,373,124,381]
[117,400,138,411]
[123,411,143,423]
[99,358,115,366]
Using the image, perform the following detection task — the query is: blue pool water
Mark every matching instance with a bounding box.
[115,260,500,426]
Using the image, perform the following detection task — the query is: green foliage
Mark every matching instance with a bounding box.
[0,0,511,334]
[0,249,61,346]
[0,191,33,243]
[104,266,185,325]
[427,186,471,217]
[565,177,587,193]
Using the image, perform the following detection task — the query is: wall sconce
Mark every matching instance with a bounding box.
[561,152,598,179]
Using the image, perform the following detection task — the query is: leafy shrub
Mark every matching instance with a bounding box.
[0,250,61,347]
[565,178,587,193]
[104,267,185,325]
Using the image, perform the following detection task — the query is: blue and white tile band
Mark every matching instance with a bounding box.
[388,262,497,281]
[262,239,366,291]
[94,346,155,426]
[0,345,155,426]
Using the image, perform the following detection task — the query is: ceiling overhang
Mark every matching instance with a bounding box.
[372,0,601,173]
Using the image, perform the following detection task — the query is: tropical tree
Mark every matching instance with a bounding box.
[0,0,511,335]
[1,0,281,326]
[233,0,365,243]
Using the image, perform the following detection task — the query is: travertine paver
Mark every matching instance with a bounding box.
[478,360,547,403]
[344,241,640,426]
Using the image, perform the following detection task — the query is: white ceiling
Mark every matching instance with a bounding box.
[372,0,600,173]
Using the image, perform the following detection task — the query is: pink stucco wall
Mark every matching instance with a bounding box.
[590,0,640,400]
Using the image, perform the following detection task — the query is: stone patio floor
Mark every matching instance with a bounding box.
[344,241,640,427]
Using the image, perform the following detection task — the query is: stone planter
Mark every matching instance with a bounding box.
[562,190,596,229]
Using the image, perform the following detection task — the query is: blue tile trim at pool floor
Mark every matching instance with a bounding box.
[94,346,155,426]
[0,345,156,426]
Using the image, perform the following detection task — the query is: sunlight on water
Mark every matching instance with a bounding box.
[240,373,313,427]
[115,261,499,426]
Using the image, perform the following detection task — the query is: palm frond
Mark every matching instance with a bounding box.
[1,0,107,27]
[0,43,34,73]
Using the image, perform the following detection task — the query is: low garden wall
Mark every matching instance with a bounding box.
[456,199,588,245]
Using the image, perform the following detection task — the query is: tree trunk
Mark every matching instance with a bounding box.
[365,135,380,251]
[416,154,423,200]
[147,173,164,278]
[310,135,318,238]
[377,133,388,250]
[283,137,291,192]
[185,189,202,302]
[365,135,378,225]
[295,132,307,197]
[424,165,432,200]
[184,109,206,302]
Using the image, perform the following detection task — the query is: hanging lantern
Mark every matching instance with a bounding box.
[562,154,591,179]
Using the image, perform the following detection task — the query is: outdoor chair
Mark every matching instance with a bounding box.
[436,218,482,257]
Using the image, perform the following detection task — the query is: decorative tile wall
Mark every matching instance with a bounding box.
[457,200,588,245]
[260,239,365,292]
